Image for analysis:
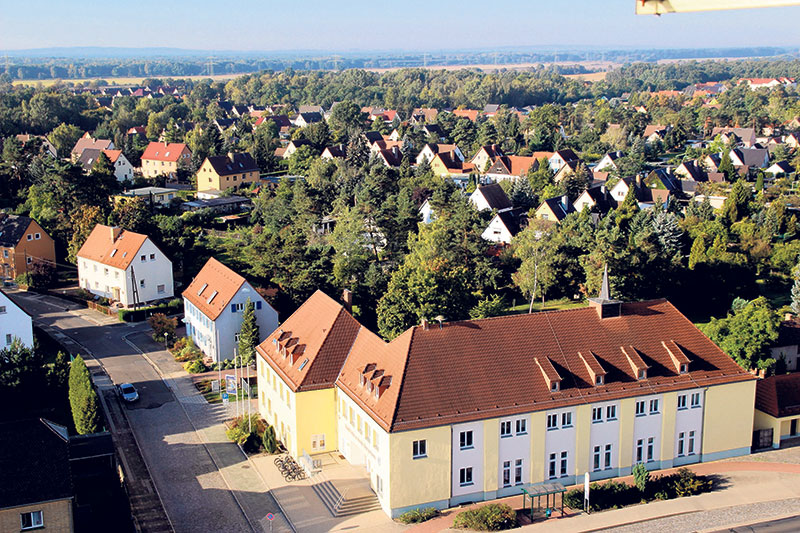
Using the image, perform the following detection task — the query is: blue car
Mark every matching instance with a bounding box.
[118,383,139,402]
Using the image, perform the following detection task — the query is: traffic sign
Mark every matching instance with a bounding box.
[266,513,274,521]
[222,392,229,404]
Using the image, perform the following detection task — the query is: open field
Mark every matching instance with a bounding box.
[12,72,242,87]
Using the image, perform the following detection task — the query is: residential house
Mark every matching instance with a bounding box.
[363,131,385,147]
[481,210,525,244]
[0,419,75,533]
[374,146,404,168]
[321,145,347,160]
[419,199,434,224]
[70,133,114,162]
[703,153,722,173]
[422,124,446,143]
[77,149,134,182]
[183,258,278,363]
[469,184,513,213]
[0,214,56,281]
[298,105,324,115]
[573,185,615,215]
[549,149,579,172]
[766,161,794,176]
[594,151,625,172]
[534,195,575,222]
[485,155,539,183]
[430,152,474,178]
[196,152,260,193]
[113,187,180,208]
[213,118,237,133]
[729,148,769,169]
[608,177,671,209]
[673,160,706,182]
[293,112,324,128]
[77,224,174,307]
[711,127,757,148]
[784,133,800,149]
[643,125,669,145]
[769,317,800,372]
[15,134,57,158]
[416,144,464,166]
[256,284,755,518]
[0,289,33,349]
[180,195,252,214]
[753,373,800,450]
[452,109,480,122]
[553,159,584,183]
[281,139,314,160]
[469,145,504,173]
[140,142,191,179]
[254,115,292,135]
[740,77,796,90]
[410,108,438,124]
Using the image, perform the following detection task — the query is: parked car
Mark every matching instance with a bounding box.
[118,383,139,402]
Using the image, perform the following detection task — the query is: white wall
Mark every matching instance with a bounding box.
[544,407,576,481]
[0,291,33,349]
[589,401,620,477]
[632,394,663,467]
[772,345,799,371]
[184,298,217,357]
[674,389,704,463]
[452,421,484,497]
[497,415,531,493]
[481,216,513,243]
[78,258,126,303]
[113,155,134,181]
[210,282,279,363]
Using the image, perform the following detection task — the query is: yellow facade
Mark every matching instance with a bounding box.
[196,159,259,193]
[388,426,451,510]
[702,380,756,456]
[617,397,636,470]
[529,412,546,482]
[574,404,592,476]
[660,392,678,460]
[0,499,74,533]
[754,408,800,449]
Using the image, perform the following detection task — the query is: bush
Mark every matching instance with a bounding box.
[671,468,712,497]
[563,488,583,510]
[119,298,183,322]
[149,313,177,343]
[262,425,278,454]
[633,463,650,493]
[452,504,517,531]
[397,507,440,524]
[226,414,267,454]
[183,359,207,374]
[172,337,202,362]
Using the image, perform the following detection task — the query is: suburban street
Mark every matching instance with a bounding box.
[11,290,290,533]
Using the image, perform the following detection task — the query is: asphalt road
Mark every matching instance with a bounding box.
[14,292,253,533]
[715,515,800,532]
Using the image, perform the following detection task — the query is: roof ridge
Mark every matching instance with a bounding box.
[389,326,416,431]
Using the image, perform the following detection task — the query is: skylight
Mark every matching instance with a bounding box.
[298,358,309,371]
[197,283,208,296]
[207,290,218,304]
[110,249,117,257]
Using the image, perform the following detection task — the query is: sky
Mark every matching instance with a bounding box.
[3,1,800,52]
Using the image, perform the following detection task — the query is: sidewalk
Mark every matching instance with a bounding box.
[125,331,295,533]
[409,461,800,532]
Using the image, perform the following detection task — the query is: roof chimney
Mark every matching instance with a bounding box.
[109,226,122,242]
[635,174,642,187]
[341,289,353,313]
[561,195,569,209]
[421,318,429,330]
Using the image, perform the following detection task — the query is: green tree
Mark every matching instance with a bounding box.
[721,181,751,225]
[509,176,537,210]
[48,123,83,159]
[148,313,177,344]
[69,355,102,435]
[633,463,650,492]
[469,294,506,319]
[48,351,70,393]
[237,299,260,365]
[718,151,736,181]
[791,263,800,316]
[700,297,778,370]
[688,236,706,270]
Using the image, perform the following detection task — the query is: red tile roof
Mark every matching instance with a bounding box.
[756,373,800,418]
[141,142,190,163]
[182,257,246,321]
[256,290,360,393]
[76,224,148,270]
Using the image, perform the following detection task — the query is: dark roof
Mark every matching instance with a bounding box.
[206,153,258,176]
[776,319,800,347]
[770,161,794,174]
[297,112,323,124]
[582,185,615,212]
[496,209,524,236]
[554,149,579,162]
[732,148,768,168]
[756,373,800,418]
[363,131,384,144]
[475,184,512,211]
[0,214,34,247]
[542,196,575,221]
[0,419,72,509]
[183,196,250,209]
[678,161,706,182]
[323,145,346,158]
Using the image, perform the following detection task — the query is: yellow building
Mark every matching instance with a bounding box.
[753,373,800,449]
[141,142,191,179]
[196,152,260,193]
[256,279,755,518]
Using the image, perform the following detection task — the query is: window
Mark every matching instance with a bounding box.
[459,467,473,486]
[502,461,511,487]
[150,253,156,261]
[595,374,604,386]
[311,434,325,451]
[234,333,241,343]
[593,446,601,471]
[2,250,7,258]
[678,432,685,456]
[606,405,617,420]
[636,439,644,463]
[500,421,512,437]
[560,451,568,477]
[638,368,647,380]
[515,459,523,485]
[232,303,245,312]
[157,284,165,294]
[592,407,603,423]
[140,255,146,262]
[26,256,31,264]
[548,453,557,479]
[647,437,655,462]
[649,399,659,414]
[26,234,33,241]
[0,306,5,314]
[678,394,687,409]
[604,444,612,469]
[680,363,688,374]
[376,475,383,496]
[20,510,43,530]
[546,414,558,430]
[561,412,572,427]
[5,334,12,345]
[635,400,646,416]
[139,279,145,288]
[688,431,696,455]
[550,381,559,392]
[115,271,120,279]
[34,233,41,240]
[515,418,527,435]
[459,430,473,450]
[691,392,701,408]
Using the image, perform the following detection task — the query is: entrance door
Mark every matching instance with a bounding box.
[791,419,798,437]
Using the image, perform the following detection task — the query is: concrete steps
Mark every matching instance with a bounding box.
[312,480,381,517]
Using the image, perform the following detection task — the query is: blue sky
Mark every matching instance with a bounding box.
[3,1,800,51]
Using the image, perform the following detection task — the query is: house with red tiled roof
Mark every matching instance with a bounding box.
[469,144,504,173]
[256,280,756,518]
[415,143,464,166]
[452,109,480,122]
[140,142,191,179]
[76,224,173,307]
[183,258,278,363]
[754,373,800,449]
[70,133,114,162]
[485,155,539,182]
[77,148,134,182]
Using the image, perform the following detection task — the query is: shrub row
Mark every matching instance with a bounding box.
[396,507,440,524]
[453,503,517,531]
[118,298,182,322]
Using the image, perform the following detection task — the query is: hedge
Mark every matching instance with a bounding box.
[397,507,440,524]
[118,298,182,322]
[453,504,517,531]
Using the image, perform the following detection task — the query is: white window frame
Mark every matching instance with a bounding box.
[514,458,523,485]
[546,414,558,430]
[592,406,603,423]
[593,445,601,471]
[604,444,612,469]
[635,400,646,416]
[20,510,43,530]
[515,418,527,435]
[500,420,512,438]
[678,432,685,456]
[502,461,511,487]
[548,453,557,479]
[561,412,572,427]
[649,399,659,414]
[459,430,474,450]
[647,437,655,462]
[678,394,687,410]
[412,439,427,459]
[688,431,696,455]
[459,467,473,486]
[606,405,617,420]
[690,392,701,408]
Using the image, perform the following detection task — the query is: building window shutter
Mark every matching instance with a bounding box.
[256,301,262,310]
[231,304,236,313]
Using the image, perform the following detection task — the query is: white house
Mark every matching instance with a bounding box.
[415,144,464,166]
[0,289,33,349]
[77,149,135,182]
[182,257,279,363]
[594,151,625,172]
[419,199,434,224]
[469,184,513,213]
[481,211,522,244]
[77,224,174,307]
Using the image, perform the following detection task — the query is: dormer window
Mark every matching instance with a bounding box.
[680,364,688,374]
[595,375,604,386]
[373,386,379,399]
[638,368,647,380]
[550,381,560,392]
[359,374,366,387]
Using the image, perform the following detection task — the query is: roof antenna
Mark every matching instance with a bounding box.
[599,264,611,301]
[434,315,445,329]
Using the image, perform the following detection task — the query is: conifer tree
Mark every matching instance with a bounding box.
[238,299,260,365]
[689,236,706,270]
[69,355,101,435]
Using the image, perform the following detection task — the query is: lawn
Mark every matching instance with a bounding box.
[506,297,586,315]
[195,378,257,404]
